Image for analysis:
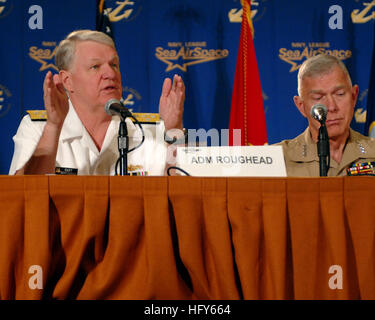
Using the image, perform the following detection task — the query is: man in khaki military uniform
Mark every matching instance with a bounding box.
[278,54,375,177]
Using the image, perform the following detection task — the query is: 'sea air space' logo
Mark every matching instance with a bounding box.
[29,42,58,72]
[155,42,229,72]
[351,0,375,24]
[279,42,352,73]
[0,84,12,118]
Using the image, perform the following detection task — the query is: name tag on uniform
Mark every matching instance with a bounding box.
[176,146,287,177]
[55,167,78,175]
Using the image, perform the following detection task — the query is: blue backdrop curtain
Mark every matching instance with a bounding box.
[0,0,374,173]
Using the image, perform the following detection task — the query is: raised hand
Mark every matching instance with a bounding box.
[43,71,69,128]
[159,74,185,132]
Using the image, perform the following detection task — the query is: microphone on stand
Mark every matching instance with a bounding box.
[104,98,145,176]
[310,104,330,177]
[310,104,328,124]
[105,99,130,176]
[105,98,133,119]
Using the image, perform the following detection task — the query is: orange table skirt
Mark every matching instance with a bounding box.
[0,175,374,300]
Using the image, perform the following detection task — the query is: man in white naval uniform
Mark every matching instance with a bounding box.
[9,30,185,176]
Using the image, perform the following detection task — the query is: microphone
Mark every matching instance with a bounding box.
[106,98,146,176]
[105,98,133,118]
[310,104,328,123]
[310,104,330,176]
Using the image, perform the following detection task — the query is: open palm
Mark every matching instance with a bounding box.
[43,71,69,127]
[159,74,185,132]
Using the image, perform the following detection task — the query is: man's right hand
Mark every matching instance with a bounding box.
[15,72,69,175]
[43,71,69,128]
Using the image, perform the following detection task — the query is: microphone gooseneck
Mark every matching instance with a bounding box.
[104,98,145,176]
[310,104,330,176]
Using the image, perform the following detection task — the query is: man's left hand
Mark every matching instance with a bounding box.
[159,74,185,132]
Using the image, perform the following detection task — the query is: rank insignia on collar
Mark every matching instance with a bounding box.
[356,142,366,154]
[302,145,307,157]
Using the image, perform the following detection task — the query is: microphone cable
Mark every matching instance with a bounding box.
[114,114,145,176]
[167,166,191,176]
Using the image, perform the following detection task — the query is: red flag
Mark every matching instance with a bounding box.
[229,0,267,146]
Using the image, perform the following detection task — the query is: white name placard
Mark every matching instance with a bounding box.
[176,146,287,177]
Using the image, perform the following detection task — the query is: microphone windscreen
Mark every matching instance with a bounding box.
[310,104,327,122]
[105,98,122,116]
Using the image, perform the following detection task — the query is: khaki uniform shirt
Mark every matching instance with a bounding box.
[277,127,375,177]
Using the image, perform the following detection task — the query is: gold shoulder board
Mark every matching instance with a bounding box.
[131,112,160,124]
[27,110,47,121]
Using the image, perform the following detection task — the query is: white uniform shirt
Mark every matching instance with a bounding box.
[9,101,168,175]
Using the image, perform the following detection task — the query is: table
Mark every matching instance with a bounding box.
[0,175,374,299]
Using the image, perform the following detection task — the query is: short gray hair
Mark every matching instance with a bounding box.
[55,29,116,71]
[297,54,352,96]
